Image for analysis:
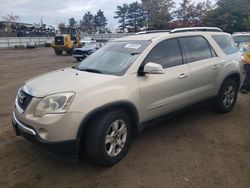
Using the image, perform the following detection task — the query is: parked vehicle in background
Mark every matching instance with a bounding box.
[72,42,102,61]
[80,37,96,46]
[12,27,242,167]
[51,27,81,55]
[232,33,250,53]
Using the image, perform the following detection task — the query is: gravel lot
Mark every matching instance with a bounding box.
[0,48,249,188]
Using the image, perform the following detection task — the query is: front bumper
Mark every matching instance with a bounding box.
[12,112,80,163]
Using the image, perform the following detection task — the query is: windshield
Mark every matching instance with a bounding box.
[78,40,151,76]
[233,35,250,43]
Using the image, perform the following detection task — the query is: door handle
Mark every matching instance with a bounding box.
[213,64,220,70]
[178,73,188,79]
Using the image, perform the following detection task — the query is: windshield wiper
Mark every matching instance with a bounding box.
[130,52,141,56]
[78,68,103,74]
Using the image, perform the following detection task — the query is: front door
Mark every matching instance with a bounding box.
[138,38,190,122]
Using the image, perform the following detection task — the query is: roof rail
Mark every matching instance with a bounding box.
[170,27,222,33]
[136,30,170,35]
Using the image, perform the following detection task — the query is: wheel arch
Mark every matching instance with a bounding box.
[76,101,140,141]
[220,72,241,91]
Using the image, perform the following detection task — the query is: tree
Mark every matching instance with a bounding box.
[2,13,20,32]
[171,0,214,28]
[127,2,144,32]
[69,17,77,27]
[174,0,195,27]
[0,22,5,31]
[204,0,250,33]
[114,4,129,32]
[80,12,94,33]
[94,9,107,33]
[58,22,65,33]
[192,0,213,26]
[141,0,175,29]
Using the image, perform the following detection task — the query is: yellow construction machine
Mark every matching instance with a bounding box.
[51,27,81,55]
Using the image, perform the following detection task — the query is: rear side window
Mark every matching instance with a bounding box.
[180,36,216,63]
[144,38,183,69]
[212,35,238,55]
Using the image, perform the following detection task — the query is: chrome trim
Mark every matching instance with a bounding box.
[22,84,38,97]
[13,112,36,135]
[15,93,24,114]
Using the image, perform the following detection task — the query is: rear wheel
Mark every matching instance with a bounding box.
[211,79,238,113]
[85,109,132,166]
[54,49,63,55]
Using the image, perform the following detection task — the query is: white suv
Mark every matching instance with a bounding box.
[12,27,242,166]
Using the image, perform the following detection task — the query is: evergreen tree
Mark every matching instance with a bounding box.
[114,4,129,32]
[94,9,108,33]
[127,2,144,32]
[68,17,77,27]
[204,0,250,33]
[141,0,175,29]
[80,12,94,33]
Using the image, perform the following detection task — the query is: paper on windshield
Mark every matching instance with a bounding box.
[124,44,141,50]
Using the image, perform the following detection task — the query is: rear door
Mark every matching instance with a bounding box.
[138,38,190,121]
[179,36,220,104]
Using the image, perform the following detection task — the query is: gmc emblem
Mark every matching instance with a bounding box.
[18,91,25,104]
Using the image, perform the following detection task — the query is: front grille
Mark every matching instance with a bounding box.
[55,36,64,45]
[17,90,33,111]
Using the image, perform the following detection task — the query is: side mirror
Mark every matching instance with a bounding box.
[143,62,164,74]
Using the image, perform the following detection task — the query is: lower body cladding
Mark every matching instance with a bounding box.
[12,112,81,163]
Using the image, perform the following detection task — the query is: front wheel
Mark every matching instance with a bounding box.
[75,57,82,62]
[54,49,63,55]
[85,109,132,166]
[211,79,239,113]
[66,49,73,55]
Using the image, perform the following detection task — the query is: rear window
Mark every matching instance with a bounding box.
[212,35,238,55]
[180,36,216,63]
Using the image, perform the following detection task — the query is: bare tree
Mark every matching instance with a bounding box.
[0,22,5,31]
[58,22,66,33]
[2,13,20,32]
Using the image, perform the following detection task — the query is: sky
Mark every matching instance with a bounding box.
[0,0,216,29]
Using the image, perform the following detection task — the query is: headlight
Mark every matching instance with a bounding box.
[34,92,75,117]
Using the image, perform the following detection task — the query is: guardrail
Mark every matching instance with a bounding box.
[0,33,136,48]
[0,37,53,48]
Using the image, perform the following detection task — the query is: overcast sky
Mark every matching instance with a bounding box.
[0,0,216,29]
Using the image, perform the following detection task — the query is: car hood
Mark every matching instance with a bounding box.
[74,47,94,51]
[23,67,117,98]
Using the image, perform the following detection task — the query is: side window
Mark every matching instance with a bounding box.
[180,36,215,63]
[144,38,183,69]
[212,35,238,55]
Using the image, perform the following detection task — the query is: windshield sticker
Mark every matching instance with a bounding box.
[124,44,141,49]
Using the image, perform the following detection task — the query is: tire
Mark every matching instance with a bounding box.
[66,49,73,55]
[75,57,82,62]
[85,109,132,167]
[211,79,239,113]
[54,49,62,55]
